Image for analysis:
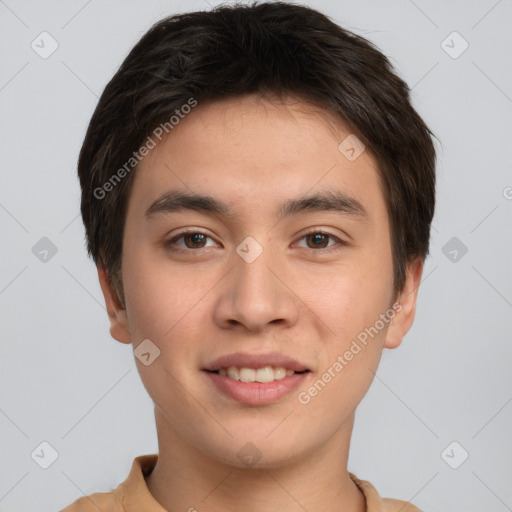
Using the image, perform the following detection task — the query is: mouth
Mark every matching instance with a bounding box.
[205,366,311,383]
[204,368,311,405]
[202,352,312,405]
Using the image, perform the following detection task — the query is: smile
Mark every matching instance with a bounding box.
[209,366,310,383]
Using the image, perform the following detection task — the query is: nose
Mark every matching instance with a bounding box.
[212,242,300,332]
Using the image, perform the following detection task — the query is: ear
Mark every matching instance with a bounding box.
[384,258,424,350]
[97,264,132,344]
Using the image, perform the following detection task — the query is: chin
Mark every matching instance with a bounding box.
[201,430,309,470]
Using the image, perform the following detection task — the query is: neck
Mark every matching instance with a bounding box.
[145,407,366,512]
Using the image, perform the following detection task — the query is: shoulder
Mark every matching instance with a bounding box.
[60,490,123,512]
[381,497,423,511]
[349,473,423,512]
[59,454,158,512]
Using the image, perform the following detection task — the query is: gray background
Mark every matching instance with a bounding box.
[1,0,511,510]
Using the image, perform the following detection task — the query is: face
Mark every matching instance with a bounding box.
[99,94,421,468]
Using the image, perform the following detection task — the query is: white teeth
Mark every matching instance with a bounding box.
[274,367,287,380]
[239,368,256,382]
[219,366,297,382]
[227,366,240,380]
[255,367,274,383]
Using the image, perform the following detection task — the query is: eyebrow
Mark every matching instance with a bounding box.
[144,189,368,222]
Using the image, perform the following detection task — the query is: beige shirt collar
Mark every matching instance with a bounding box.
[64,454,421,511]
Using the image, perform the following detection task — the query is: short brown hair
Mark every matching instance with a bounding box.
[78,1,436,304]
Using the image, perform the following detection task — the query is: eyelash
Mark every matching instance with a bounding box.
[164,228,346,253]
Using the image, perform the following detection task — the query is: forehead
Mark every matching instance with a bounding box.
[128,94,385,223]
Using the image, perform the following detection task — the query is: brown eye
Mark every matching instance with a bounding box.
[296,231,345,251]
[182,233,208,248]
[305,233,330,249]
[164,231,216,252]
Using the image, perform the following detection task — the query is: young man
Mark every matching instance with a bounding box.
[62,2,436,510]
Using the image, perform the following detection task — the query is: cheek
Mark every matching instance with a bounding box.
[305,247,393,385]
[122,246,191,341]
[122,251,207,396]
[302,258,393,340]
[122,246,222,380]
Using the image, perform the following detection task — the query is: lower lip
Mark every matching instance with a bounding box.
[203,371,310,405]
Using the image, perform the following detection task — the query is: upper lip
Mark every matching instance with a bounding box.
[204,352,310,372]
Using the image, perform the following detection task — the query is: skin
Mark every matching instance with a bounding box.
[97,94,423,512]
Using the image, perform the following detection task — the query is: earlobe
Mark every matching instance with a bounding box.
[384,258,424,349]
[97,264,132,344]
